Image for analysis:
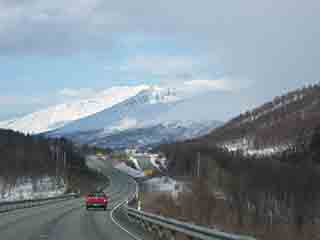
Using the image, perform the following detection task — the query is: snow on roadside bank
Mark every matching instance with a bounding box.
[143,177,183,198]
[0,177,65,202]
[115,162,145,178]
[149,154,167,170]
[222,139,288,157]
[145,177,177,191]
[115,160,183,199]
[128,156,142,170]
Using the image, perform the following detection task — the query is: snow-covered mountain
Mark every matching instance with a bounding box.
[46,86,222,148]
[0,84,222,149]
[50,86,181,136]
[0,85,149,134]
[58,120,221,149]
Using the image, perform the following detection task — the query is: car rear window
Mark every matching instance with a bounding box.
[88,193,106,197]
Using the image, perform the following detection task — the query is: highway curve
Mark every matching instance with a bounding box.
[0,164,148,240]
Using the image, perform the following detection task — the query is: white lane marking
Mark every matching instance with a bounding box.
[110,175,142,240]
[110,199,141,240]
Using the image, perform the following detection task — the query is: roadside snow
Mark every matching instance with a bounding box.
[149,155,161,169]
[149,154,167,170]
[115,162,145,178]
[126,150,167,170]
[144,177,183,198]
[0,177,65,202]
[129,156,142,170]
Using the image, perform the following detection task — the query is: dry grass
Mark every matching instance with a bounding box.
[140,188,320,240]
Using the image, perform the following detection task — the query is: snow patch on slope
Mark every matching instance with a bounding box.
[149,154,167,170]
[143,177,184,198]
[115,162,144,178]
[222,139,288,156]
[53,86,181,135]
[110,118,139,132]
[145,177,178,192]
[0,177,65,202]
[0,85,149,134]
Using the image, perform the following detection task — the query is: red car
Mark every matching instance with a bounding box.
[85,192,108,211]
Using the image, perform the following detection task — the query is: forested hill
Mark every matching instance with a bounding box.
[0,129,86,193]
[203,84,320,150]
[156,84,320,238]
[158,122,320,239]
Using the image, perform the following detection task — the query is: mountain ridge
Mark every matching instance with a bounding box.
[51,86,182,135]
[199,83,320,154]
[1,85,223,149]
[0,85,149,134]
[53,120,222,149]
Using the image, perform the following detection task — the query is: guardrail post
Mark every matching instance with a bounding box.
[131,216,138,224]
[157,226,165,240]
[168,230,176,240]
[141,220,147,231]
[146,222,153,232]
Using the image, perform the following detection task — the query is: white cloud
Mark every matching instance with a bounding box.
[128,56,194,74]
[114,55,213,83]
[183,77,254,93]
[58,88,95,98]
[125,55,195,75]
[184,79,231,91]
[1,0,319,108]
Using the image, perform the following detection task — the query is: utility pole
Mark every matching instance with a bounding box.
[55,145,59,186]
[63,151,68,189]
[197,152,201,177]
[63,151,66,173]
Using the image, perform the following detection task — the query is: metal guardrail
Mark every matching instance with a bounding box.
[126,207,255,240]
[0,193,79,213]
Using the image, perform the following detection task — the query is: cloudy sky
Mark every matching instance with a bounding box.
[0,0,319,120]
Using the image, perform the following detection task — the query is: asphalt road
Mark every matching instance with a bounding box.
[0,166,148,240]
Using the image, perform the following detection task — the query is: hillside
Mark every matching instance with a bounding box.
[157,126,320,240]
[203,84,320,153]
[156,84,320,239]
[0,129,102,200]
[48,86,222,149]
[50,86,180,135]
[0,85,149,134]
[58,120,221,149]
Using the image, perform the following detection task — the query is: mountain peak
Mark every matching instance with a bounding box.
[128,86,180,105]
[50,85,182,135]
[0,85,149,134]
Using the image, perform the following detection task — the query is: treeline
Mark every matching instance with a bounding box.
[0,129,86,190]
[157,126,320,239]
[205,83,320,149]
